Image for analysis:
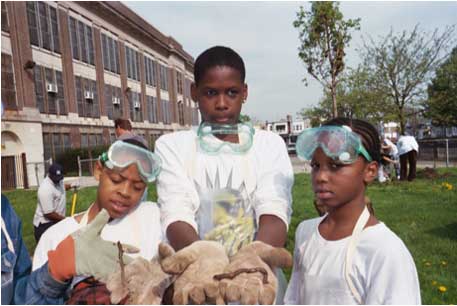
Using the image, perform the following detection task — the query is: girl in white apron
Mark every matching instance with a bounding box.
[285,118,421,305]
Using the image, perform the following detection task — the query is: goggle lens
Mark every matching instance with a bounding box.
[296,126,372,164]
[197,122,255,154]
[101,141,162,182]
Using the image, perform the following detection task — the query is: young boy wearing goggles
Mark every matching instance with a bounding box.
[31,137,163,303]
[155,46,293,304]
[285,118,420,304]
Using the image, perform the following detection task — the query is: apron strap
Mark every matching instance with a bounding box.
[345,206,370,304]
[1,216,15,254]
[78,203,95,226]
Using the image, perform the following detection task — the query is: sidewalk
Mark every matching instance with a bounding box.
[290,155,457,174]
[64,176,98,188]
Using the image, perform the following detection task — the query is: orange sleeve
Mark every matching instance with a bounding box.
[47,236,76,282]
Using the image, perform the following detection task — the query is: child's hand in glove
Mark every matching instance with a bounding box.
[218,241,292,305]
[161,240,229,305]
[106,243,176,304]
[48,209,138,282]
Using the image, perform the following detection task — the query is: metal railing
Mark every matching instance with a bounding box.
[77,156,99,177]
[417,138,457,167]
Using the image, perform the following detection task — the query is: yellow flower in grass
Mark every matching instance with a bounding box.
[424,261,431,267]
[441,260,448,266]
[431,280,437,286]
[441,182,453,190]
[438,285,447,293]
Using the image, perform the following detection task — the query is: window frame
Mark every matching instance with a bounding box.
[26,2,60,54]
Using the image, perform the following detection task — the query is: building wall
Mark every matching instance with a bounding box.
[1,1,199,187]
[1,120,44,187]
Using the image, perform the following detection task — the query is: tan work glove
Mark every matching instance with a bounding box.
[219,241,292,305]
[161,240,229,304]
[106,243,176,304]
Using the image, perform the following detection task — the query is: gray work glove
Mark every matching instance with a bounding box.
[48,209,139,282]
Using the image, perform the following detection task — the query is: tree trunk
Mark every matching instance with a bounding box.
[398,108,405,135]
[331,86,338,118]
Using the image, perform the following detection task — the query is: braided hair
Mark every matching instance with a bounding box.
[323,117,381,163]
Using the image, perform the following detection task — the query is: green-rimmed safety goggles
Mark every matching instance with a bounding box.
[99,140,162,183]
[197,122,255,155]
[296,125,372,164]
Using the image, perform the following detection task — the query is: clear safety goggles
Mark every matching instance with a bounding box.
[99,140,162,183]
[197,122,255,155]
[296,125,372,164]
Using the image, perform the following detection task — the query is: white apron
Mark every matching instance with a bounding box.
[299,207,370,304]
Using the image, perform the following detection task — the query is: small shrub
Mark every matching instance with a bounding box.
[56,145,109,174]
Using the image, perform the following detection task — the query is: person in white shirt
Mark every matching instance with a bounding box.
[33,163,68,243]
[285,118,421,305]
[155,46,294,304]
[383,137,400,179]
[379,137,400,182]
[32,136,164,304]
[397,134,419,181]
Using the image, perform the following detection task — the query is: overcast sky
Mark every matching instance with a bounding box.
[125,1,457,122]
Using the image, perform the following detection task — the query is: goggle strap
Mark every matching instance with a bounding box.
[99,152,108,164]
[359,146,373,162]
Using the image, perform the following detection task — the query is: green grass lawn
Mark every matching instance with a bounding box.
[3,168,456,304]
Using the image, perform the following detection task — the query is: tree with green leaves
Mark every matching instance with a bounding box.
[293,2,360,118]
[299,66,395,126]
[424,46,457,126]
[361,24,455,134]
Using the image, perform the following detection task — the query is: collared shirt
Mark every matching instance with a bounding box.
[33,176,66,227]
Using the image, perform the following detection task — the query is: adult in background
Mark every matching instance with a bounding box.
[33,163,68,243]
[114,117,148,147]
[397,134,419,181]
[114,117,133,139]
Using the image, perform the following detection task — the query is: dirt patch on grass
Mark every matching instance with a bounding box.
[417,167,454,179]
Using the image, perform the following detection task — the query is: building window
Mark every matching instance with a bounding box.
[1,2,9,33]
[80,133,103,148]
[192,106,199,126]
[184,78,192,98]
[81,133,88,148]
[75,76,99,118]
[146,95,158,123]
[104,84,123,120]
[159,64,168,91]
[148,132,161,150]
[144,56,157,87]
[176,72,183,95]
[33,65,66,115]
[128,91,142,122]
[69,17,94,65]
[161,99,171,124]
[125,46,140,81]
[102,34,119,74]
[26,2,60,53]
[1,53,17,110]
[109,132,116,143]
[178,101,184,125]
[42,132,71,160]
